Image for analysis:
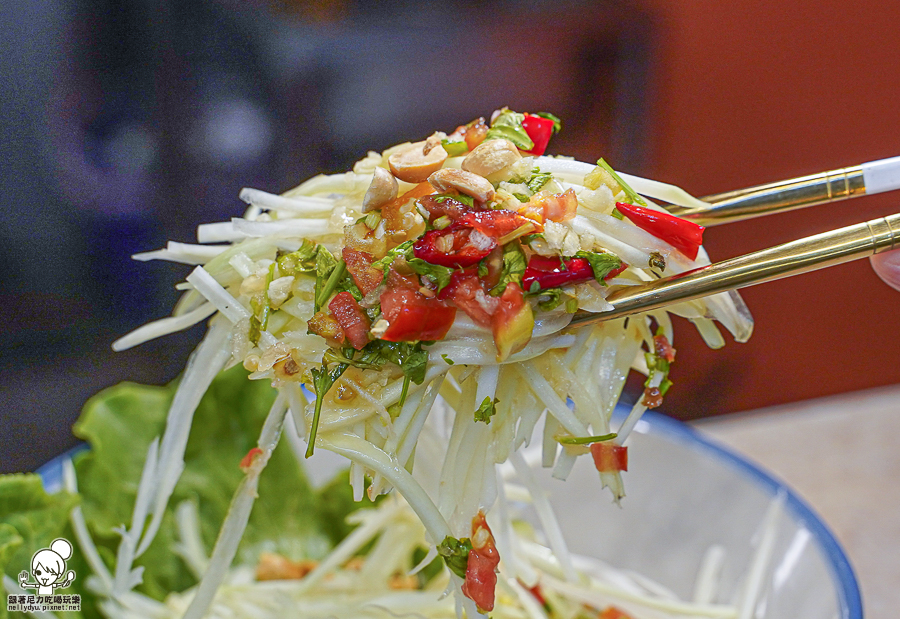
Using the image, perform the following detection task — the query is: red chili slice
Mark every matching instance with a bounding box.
[590,442,628,473]
[458,209,536,238]
[379,287,456,342]
[522,255,595,290]
[615,202,705,261]
[521,114,555,156]
[328,291,371,350]
[413,226,496,268]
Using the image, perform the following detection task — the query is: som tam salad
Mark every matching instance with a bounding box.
[1,108,760,619]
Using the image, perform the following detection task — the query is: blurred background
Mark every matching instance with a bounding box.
[2,0,898,473]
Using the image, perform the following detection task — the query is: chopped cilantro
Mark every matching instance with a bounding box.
[437,536,472,579]
[441,354,455,365]
[489,242,526,297]
[574,250,623,284]
[407,258,454,294]
[248,263,276,344]
[556,433,617,445]
[526,168,553,193]
[307,358,349,457]
[276,239,319,275]
[474,396,499,424]
[434,193,475,208]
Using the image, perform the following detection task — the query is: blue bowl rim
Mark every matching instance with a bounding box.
[37,411,862,619]
[634,409,862,619]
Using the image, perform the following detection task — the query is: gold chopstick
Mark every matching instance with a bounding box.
[569,213,900,328]
[665,156,900,226]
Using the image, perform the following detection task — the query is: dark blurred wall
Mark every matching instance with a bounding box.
[639,0,900,418]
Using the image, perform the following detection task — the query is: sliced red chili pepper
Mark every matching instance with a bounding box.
[522,255,595,290]
[590,442,628,473]
[413,226,496,268]
[521,114,555,156]
[328,291,371,350]
[615,202,705,260]
[379,287,456,342]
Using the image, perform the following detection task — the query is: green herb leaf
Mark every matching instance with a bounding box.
[474,396,499,424]
[277,239,320,275]
[490,243,526,297]
[437,536,472,579]
[434,193,475,208]
[308,360,350,457]
[556,433,617,445]
[526,169,553,193]
[441,354,455,365]
[486,109,534,151]
[407,258,454,294]
[574,250,623,284]
[371,240,416,277]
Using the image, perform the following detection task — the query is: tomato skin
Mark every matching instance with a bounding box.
[521,114,555,156]
[615,202,705,260]
[600,606,635,619]
[328,291,371,350]
[342,246,383,295]
[438,270,495,327]
[458,209,535,238]
[590,442,628,472]
[379,287,456,342]
[413,226,496,268]
[461,511,501,612]
[653,333,676,362]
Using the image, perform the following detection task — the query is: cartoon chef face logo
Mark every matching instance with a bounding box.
[18,538,76,595]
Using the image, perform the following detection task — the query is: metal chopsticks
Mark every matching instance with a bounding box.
[569,212,900,328]
[665,156,900,226]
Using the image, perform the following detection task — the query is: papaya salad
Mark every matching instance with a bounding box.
[93,108,754,618]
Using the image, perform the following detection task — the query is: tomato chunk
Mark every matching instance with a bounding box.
[380,287,456,342]
[491,282,533,362]
[328,291,371,350]
[438,270,495,327]
[600,607,635,619]
[590,442,628,473]
[461,511,500,612]
[458,209,536,238]
[342,246,383,295]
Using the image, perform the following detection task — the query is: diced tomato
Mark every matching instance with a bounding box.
[464,117,489,151]
[521,114,556,156]
[461,511,501,612]
[239,447,263,472]
[342,246,383,295]
[491,282,533,361]
[379,287,456,342]
[438,270,495,327]
[417,194,472,223]
[522,255,595,291]
[615,202,705,260]
[653,333,676,362]
[307,311,345,346]
[458,209,537,238]
[590,442,628,473]
[519,188,577,223]
[599,606,634,619]
[641,386,664,409]
[381,182,435,237]
[522,582,547,607]
[328,291,371,350]
[413,226,496,268]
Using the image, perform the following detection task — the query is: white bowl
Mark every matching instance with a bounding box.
[530,409,861,619]
[37,408,861,619]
